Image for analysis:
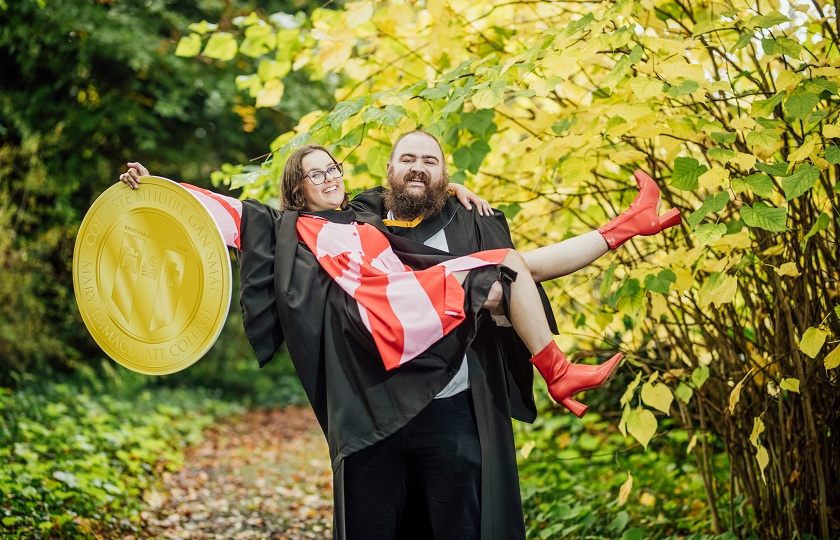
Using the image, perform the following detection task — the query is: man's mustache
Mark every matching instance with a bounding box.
[403,171,430,184]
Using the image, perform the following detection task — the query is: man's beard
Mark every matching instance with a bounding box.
[384,169,449,221]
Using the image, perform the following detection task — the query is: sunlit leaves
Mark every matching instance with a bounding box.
[203,32,237,61]
[741,202,788,232]
[687,192,729,229]
[698,272,737,307]
[799,326,829,358]
[732,173,774,197]
[803,212,831,246]
[691,366,710,389]
[362,105,407,127]
[256,79,284,108]
[784,91,819,122]
[671,157,707,191]
[471,81,506,109]
[750,10,790,28]
[641,382,673,413]
[626,408,657,449]
[780,378,800,393]
[746,129,781,149]
[825,345,840,371]
[175,34,202,57]
[644,270,676,295]
[774,262,800,277]
[781,164,818,201]
[761,37,802,58]
[617,473,633,505]
[695,223,727,246]
[728,369,753,414]
[826,147,840,165]
[240,24,275,58]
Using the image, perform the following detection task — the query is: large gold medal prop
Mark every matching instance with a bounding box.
[73,177,232,375]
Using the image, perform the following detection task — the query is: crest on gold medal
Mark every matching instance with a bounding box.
[73,176,231,374]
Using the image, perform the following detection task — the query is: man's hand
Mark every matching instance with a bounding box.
[119,162,149,189]
[482,280,504,315]
[449,183,492,216]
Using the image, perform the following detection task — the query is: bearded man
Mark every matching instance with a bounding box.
[350,129,681,539]
[349,130,557,540]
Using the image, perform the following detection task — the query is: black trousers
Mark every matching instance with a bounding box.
[342,390,481,540]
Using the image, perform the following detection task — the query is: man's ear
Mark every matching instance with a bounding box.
[385,161,392,174]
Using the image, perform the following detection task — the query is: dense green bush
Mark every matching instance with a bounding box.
[516,387,745,539]
[0,376,241,539]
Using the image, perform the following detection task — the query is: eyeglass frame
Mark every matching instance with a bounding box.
[303,162,344,185]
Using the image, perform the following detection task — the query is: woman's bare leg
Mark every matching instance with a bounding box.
[454,255,552,354]
[521,231,608,283]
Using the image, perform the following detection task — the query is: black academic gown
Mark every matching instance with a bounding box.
[236,200,506,539]
[351,188,559,540]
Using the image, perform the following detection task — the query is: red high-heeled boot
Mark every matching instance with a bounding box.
[530,341,623,418]
[598,170,682,249]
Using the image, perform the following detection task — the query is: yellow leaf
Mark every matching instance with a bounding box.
[698,166,729,189]
[203,32,237,61]
[618,404,630,437]
[641,382,673,414]
[650,293,669,321]
[780,378,800,393]
[345,1,374,28]
[639,492,657,507]
[756,445,769,483]
[318,39,353,73]
[617,473,633,505]
[659,60,705,83]
[776,70,802,91]
[813,67,840,77]
[520,440,535,459]
[823,124,840,138]
[628,77,663,101]
[728,368,754,415]
[620,372,643,407]
[774,262,800,277]
[730,152,756,171]
[175,33,202,57]
[471,86,504,110]
[610,150,647,164]
[627,407,658,449]
[686,434,697,455]
[699,273,738,308]
[799,326,829,358]
[749,416,765,447]
[824,345,840,370]
[671,266,694,293]
[426,0,447,19]
[731,116,756,131]
[788,135,817,165]
[256,79,284,108]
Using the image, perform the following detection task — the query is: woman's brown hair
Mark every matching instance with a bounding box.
[279,144,350,211]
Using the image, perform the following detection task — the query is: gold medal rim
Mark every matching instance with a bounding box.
[72,176,232,375]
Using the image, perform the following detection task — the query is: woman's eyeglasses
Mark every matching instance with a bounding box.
[304,163,344,185]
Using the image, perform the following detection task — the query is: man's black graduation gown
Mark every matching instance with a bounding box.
[351,188,560,540]
[236,200,511,539]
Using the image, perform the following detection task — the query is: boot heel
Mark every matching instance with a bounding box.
[560,397,588,418]
[658,207,681,230]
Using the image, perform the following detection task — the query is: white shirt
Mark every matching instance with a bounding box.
[386,211,470,398]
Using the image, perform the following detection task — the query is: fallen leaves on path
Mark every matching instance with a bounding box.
[132,407,333,540]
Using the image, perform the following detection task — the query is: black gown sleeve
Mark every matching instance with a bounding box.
[237,200,285,367]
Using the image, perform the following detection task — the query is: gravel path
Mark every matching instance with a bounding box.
[131,407,333,540]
